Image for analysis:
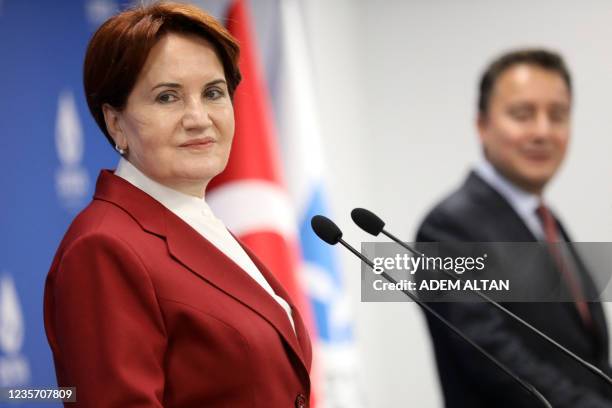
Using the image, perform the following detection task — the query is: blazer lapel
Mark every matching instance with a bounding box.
[557,224,610,353]
[465,172,538,242]
[164,220,309,372]
[468,171,609,351]
[93,170,310,373]
[238,241,313,371]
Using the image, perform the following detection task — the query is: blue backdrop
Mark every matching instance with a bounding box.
[0,2,361,407]
[0,1,120,406]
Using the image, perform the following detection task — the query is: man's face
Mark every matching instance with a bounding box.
[478,64,571,195]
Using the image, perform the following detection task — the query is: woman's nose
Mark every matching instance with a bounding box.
[181,98,213,131]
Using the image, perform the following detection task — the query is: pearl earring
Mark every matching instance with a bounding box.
[115,144,127,155]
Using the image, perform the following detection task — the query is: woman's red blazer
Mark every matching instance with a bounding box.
[44,170,312,407]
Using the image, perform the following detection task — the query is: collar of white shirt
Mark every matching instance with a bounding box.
[114,157,219,223]
[113,158,296,331]
[473,157,545,241]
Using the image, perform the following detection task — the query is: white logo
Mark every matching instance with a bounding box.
[55,90,89,211]
[0,275,24,354]
[0,273,30,386]
[56,91,83,168]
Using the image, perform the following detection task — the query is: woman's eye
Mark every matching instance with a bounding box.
[157,93,178,103]
[205,87,225,100]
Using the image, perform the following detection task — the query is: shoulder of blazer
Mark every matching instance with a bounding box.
[91,170,169,237]
[86,170,312,373]
[417,171,536,242]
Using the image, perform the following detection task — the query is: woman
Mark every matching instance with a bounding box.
[43,3,311,407]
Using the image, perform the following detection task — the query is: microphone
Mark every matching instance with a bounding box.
[350,207,612,387]
[351,208,416,253]
[311,215,552,408]
[311,215,373,266]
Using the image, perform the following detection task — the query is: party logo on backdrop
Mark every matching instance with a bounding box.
[0,273,30,386]
[55,90,90,211]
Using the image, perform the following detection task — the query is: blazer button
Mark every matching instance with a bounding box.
[295,393,307,408]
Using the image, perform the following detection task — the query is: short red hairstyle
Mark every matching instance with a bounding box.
[83,2,241,148]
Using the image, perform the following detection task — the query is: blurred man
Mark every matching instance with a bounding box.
[416,49,612,407]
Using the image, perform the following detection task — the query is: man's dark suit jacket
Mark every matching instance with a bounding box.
[416,171,612,407]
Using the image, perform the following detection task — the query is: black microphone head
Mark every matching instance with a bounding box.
[311,215,343,245]
[351,208,385,236]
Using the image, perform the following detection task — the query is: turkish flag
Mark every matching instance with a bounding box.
[207,0,318,405]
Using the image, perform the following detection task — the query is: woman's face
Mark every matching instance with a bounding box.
[104,32,235,197]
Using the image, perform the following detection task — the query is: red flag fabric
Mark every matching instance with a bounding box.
[207,0,318,404]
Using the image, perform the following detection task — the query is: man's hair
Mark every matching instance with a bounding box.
[478,48,572,115]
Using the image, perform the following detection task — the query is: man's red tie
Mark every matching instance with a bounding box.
[536,204,593,330]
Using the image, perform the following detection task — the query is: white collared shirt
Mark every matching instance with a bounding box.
[473,157,545,241]
[115,158,295,332]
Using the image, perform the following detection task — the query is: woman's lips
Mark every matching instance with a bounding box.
[179,138,216,149]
